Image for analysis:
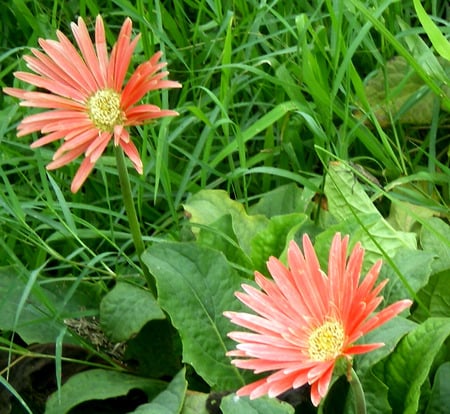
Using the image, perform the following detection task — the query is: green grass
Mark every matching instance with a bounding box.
[0,0,449,412]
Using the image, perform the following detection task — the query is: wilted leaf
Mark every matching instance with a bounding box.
[355,56,450,126]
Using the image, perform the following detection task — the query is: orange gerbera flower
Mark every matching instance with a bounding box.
[4,15,181,192]
[224,233,412,407]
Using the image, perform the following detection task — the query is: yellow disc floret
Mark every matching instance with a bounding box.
[87,89,123,132]
[308,319,345,361]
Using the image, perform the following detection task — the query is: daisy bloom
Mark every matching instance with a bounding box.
[223,233,412,407]
[4,15,181,192]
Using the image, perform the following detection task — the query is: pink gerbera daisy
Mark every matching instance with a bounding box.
[4,15,181,192]
[224,233,412,407]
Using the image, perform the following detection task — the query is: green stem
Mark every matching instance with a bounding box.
[114,146,157,297]
[349,368,366,414]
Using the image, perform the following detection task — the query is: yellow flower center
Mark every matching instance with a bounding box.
[87,89,123,132]
[308,319,345,361]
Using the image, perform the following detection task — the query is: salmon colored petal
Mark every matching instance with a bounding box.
[85,131,111,161]
[120,139,143,174]
[71,157,96,193]
[287,239,327,321]
[224,233,413,407]
[237,284,297,326]
[47,144,87,170]
[13,71,87,101]
[55,30,98,92]
[110,18,138,90]
[344,343,384,355]
[94,16,109,83]
[14,91,84,110]
[22,51,88,101]
[38,38,95,95]
[4,15,180,192]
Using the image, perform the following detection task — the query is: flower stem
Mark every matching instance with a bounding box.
[114,145,157,297]
[349,368,366,414]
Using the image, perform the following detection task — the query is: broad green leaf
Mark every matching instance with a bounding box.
[195,214,253,271]
[427,270,450,317]
[142,242,249,390]
[413,0,450,61]
[130,368,187,413]
[220,394,295,414]
[384,317,450,414]
[414,270,450,321]
[356,318,416,414]
[125,319,182,378]
[100,282,165,342]
[250,213,308,273]
[420,218,450,274]
[361,369,392,414]
[183,189,268,256]
[0,266,100,344]
[356,317,417,373]
[424,362,450,414]
[249,183,315,217]
[180,391,209,414]
[382,248,434,304]
[45,369,166,414]
[324,162,416,266]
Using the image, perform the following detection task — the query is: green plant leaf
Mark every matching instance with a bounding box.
[413,0,450,61]
[45,369,166,414]
[180,391,209,414]
[130,368,187,413]
[355,318,416,414]
[100,282,165,342]
[220,394,295,414]
[124,319,182,378]
[183,189,268,256]
[424,362,450,414]
[323,162,416,266]
[382,248,434,304]
[194,214,253,271]
[0,266,100,344]
[142,242,249,390]
[414,270,450,322]
[420,218,450,274]
[249,183,315,218]
[361,369,392,414]
[384,317,450,414]
[250,213,308,273]
[357,317,417,373]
